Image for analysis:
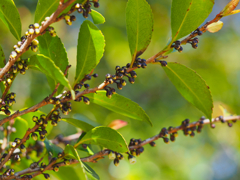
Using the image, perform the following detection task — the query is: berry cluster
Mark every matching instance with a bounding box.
[2,169,15,177]
[25,23,40,37]
[60,102,71,115]
[0,92,16,115]
[172,40,183,52]
[108,151,124,166]
[218,115,236,127]
[74,74,98,104]
[188,37,199,49]
[193,28,203,36]
[102,64,138,98]
[32,114,50,141]
[74,0,100,18]
[131,58,147,69]
[47,26,57,37]
[64,15,76,26]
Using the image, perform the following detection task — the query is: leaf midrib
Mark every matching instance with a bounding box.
[36,0,59,23]
[75,29,92,85]
[166,65,208,115]
[89,94,141,120]
[172,0,193,42]
[0,8,20,40]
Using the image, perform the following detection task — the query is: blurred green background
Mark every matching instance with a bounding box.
[1,0,240,180]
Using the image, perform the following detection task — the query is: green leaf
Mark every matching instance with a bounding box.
[90,10,105,24]
[74,20,105,85]
[162,62,213,121]
[38,32,69,94]
[34,0,59,24]
[62,116,99,132]
[0,0,22,40]
[75,126,128,153]
[83,162,100,180]
[10,117,28,141]
[86,91,152,126]
[64,145,88,180]
[44,138,63,158]
[171,0,214,41]
[126,0,153,66]
[28,54,75,99]
[0,45,5,68]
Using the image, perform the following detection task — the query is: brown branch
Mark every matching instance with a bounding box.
[0,0,76,80]
[2,115,239,179]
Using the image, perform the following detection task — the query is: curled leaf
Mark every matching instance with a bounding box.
[108,120,128,130]
[207,21,224,33]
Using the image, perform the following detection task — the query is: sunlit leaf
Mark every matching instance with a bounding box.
[171,0,214,41]
[0,0,21,40]
[86,91,152,126]
[75,20,105,85]
[162,62,213,121]
[34,0,59,24]
[126,0,153,66]
[90,10,105,24]
[75,126,128,153]
[38,32,69,94]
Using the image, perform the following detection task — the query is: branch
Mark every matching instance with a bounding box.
[2,115,239,179]
[0,0,76,80]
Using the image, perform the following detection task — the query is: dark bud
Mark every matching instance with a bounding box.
[128,77,135,84]
[227,122,233,127]
[190,131,195,137]
[114,158,119,166]
[30,162,38,169]
[160,61,167,67]
[174,44,181,50]
[168,126,174,132]
[94,2,100,8]
[77,8,83,13]
[175,40,181,45]
[198,31,203,36]
[118,73,123,78]
[163,137,170,144]
[108,78,114,84]
[84,84,90,89]
[150,141,156,147]
[170,134,175,142]
[83,10,88,18]
[178,46,183,53]
[92,73,98,78]
[210,124,216,129]
[29,24,34,29]
[70,15,76,21]
[106,73,111,79]
[192,44,198,49]
[111,88,116,94]
[4,109,11,115]
[43,173,50,180]
[141,63,147,68]
[106,90,113,98]
[117,83,123,90]
[111,75,117,80]
[83,96,90,105]
[219,116,225,123]
[82,144,87,149]
[115,66,120,71]
[74,83,82,90]
[85,74,92,80]
[130,71,137,78]
[126,63,131,68]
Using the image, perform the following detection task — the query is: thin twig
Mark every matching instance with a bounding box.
[2,115,240,179]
